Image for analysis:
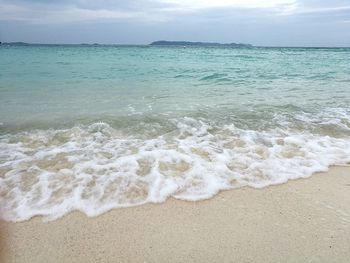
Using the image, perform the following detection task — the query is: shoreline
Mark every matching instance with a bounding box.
[1,166,350,262]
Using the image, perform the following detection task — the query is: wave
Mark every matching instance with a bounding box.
[1,115,350,222]
[200,73,228,81]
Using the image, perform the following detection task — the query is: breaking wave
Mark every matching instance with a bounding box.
[1,113,350,222]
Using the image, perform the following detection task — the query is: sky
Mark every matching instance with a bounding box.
[0,0,349,46]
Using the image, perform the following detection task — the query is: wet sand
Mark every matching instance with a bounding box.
[1,166,350,263]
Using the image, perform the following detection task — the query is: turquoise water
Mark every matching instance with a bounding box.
[1,45,350,221]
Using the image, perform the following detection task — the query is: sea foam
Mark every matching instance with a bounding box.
[1,117,350,222]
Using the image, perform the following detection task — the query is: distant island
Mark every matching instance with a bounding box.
[150,41,253,48]
[1,41,252,48]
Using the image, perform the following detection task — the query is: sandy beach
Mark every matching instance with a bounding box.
[1,166,349,263]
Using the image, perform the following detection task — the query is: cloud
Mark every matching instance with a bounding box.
[0,0,300,24]
[0,1,168,23]
[1,0,350,24]
[294,5,350,14]
[160,0,297,10]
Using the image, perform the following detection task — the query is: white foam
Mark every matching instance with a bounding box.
[1,117,350,222]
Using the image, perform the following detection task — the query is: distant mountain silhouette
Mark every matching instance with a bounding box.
[1,42,31,46]
[150,41,253,48]
[1,41,253,48]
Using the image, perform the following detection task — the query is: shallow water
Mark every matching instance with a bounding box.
[1,45,350,221]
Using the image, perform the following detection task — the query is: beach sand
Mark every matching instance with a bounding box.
[1,166,349,263]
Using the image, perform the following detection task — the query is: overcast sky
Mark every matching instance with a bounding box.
[0,0,349,46]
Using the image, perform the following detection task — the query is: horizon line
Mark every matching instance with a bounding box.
[1,41,350,49]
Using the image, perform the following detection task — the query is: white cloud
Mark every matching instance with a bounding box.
[1,0,349,24]
[0,3,164,23]
[294,5,350,14]
[160,0,297,10]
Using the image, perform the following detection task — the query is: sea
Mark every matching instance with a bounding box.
[1,44,350,221]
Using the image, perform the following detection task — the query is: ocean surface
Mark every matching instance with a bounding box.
[1,45,350,221]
